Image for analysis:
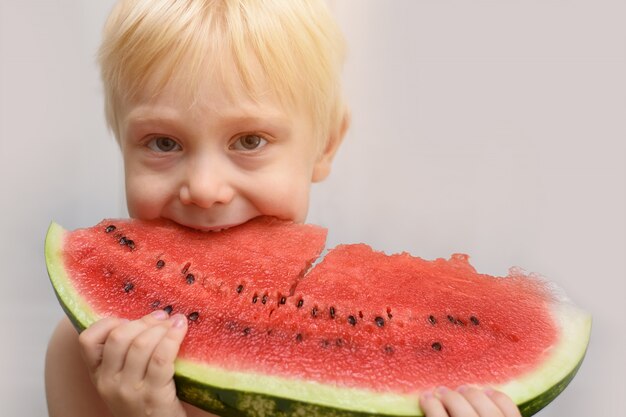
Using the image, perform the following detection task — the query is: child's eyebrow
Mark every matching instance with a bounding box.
[125,106,292,135]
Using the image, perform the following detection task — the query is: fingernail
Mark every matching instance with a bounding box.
[457,385,468,393]
[151,310,169,320]
[172,314,186,328]
[421,390,433,399]
[484,388,495,396]
[436,386,448,397]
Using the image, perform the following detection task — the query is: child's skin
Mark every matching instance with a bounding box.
[45,2,522,417]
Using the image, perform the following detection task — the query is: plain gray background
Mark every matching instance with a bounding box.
[1,0,624,415]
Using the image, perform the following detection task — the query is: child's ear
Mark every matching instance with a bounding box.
[312,109,351,182]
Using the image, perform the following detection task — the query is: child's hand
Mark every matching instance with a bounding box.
[78,311,189,417]
[419,386,521,417]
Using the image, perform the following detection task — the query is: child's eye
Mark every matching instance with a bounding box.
[147,136,181,152]
[230,134,268,151]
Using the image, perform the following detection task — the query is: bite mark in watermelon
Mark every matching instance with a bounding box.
[45,217,591,417]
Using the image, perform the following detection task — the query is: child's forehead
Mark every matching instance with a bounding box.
[125,44,298,118]
[119,53,312,138]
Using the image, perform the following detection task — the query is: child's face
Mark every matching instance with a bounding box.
[117,63,330,231]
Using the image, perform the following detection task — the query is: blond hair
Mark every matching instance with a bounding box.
[99,0,347,148]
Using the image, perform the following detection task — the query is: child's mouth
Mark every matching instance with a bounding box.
[168,215,269,233]
[189,223,241,233]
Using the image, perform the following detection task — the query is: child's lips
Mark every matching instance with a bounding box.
[198,224,239,232]
[183,222,241,232]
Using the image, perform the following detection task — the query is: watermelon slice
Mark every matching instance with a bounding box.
[45,217,591,417]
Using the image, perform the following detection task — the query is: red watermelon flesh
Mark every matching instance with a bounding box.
[61,217,326,327]
[46,216,590,416]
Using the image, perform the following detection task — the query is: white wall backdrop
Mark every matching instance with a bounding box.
[1,0,624,415]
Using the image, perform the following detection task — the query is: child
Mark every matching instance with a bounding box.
[45,1,521,417]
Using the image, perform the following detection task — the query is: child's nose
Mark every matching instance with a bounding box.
[179,160,235,208]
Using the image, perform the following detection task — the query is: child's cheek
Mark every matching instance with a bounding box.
[264,178,311,223]
[125,176,166,220]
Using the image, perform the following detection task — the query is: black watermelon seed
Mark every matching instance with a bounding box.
[311,307,318,317]
[119,236,129,245]
[432,342,443,351]
[156,260,165,269]
[181,262,191,275]
[320,339,330,348]
[329,307,336,319]
[261,295,268,304]
[243,327,251,336]
[186,274,195,284]
[123,282,134,293]
[384,345,395,354]
[347,315,357,326]
[295,333,303,343]
[447,315,455,323]
[163,305,173,314]
[188,312,199,321]
[428,315,437,325]
[375,316,385,327]
[297,299,304,308]
[470,316,480,325]
[126,240,135,250]
[150,300,161,308]
[279,296,286,305]
[236,284,244,294]
[252,294,258,304]
[105,225,116,233]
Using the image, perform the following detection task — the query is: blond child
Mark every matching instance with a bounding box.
[45,1,521,417]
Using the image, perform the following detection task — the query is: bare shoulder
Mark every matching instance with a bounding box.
[45,317,111,417]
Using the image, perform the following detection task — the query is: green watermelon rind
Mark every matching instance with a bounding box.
[45,222,97,332]
[45,221,591,417]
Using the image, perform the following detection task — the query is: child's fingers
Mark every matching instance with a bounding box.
[144,314,188,388]
[484,389,522,417]
[419,390,449,417]
[456,386,505,417]
[435,387,480,417]
[121,321,173,385]
[100,311,170,378]
[78,317,128,374]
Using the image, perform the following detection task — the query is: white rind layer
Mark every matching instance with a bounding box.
[175,302,590,415]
